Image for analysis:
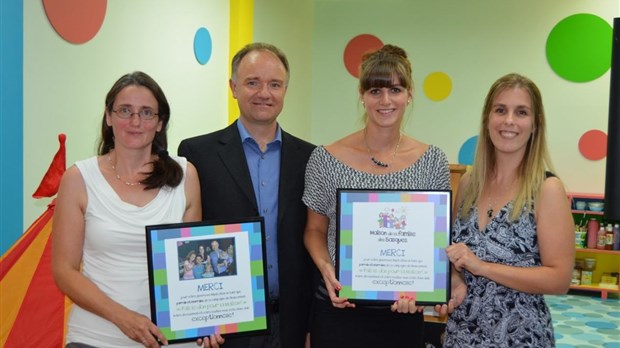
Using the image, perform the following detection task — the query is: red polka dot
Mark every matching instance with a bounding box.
[343,34,384,77]
[43,0,107,44]
[578,129,607,161]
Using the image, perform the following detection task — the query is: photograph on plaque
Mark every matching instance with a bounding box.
[336,189,451,305]
[145,217,270,344]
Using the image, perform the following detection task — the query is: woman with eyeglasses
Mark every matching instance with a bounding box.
[52,71,202,348]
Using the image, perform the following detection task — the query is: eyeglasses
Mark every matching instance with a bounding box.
[112,106,159,120]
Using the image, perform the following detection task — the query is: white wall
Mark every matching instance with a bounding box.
[253,0,315,139]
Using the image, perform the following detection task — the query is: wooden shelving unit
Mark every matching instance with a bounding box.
[569,193,620,300]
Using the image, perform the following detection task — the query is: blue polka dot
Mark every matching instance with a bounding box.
[458,135,477,165]
[550,303,573,310]
[586,321,617,329]
[193,27,212,65]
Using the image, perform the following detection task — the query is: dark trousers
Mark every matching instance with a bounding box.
[222,312,281,348]
[310,299,425,348]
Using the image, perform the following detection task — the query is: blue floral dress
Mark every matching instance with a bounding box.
[444,202,555,348]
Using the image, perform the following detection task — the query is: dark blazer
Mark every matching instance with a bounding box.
[178,120,316,348]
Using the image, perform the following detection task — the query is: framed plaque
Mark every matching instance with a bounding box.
[336,189,452,305]
[145,217,270,344]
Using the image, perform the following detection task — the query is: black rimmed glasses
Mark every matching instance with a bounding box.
[112,106,159,120]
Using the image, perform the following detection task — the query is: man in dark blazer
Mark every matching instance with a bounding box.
[178,43,315,348]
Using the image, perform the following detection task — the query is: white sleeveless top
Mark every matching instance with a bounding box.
[66,156,194,347]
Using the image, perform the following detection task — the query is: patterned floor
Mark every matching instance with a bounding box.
[546,292,620,348]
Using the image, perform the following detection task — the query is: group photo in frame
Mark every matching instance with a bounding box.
[336,189,452,305]
[145,217,270,344]
[177,237,237,281]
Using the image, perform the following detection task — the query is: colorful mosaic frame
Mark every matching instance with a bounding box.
[336,189,452,305]
[146,217,269,344]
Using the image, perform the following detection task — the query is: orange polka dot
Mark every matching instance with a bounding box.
[43,0,107,44]
[578,129,607,161]
[343,34,383,78]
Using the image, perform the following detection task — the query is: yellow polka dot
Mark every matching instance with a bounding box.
[423,72,452,101]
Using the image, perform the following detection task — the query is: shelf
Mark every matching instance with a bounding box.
[569,284,620,300]
[568,192,605,213]
[575,248,620,255]
[571,209,604,216]
[570,284,620,292]
[568,193,604,201]
[568,192,619,300]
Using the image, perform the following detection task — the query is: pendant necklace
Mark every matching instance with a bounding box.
[486,201,494,218]
[485,180,514,218]
[486,190,498,218]
[108,153,143,186]
[363,129,402,168]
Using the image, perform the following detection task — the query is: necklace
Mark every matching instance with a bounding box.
[486,203,494,218]
[363,130,402,168]
[107,154,142,186]
[485,179,515,218]
[486,190,498,218]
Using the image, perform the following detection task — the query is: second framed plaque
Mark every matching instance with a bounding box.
[336,189,452,305]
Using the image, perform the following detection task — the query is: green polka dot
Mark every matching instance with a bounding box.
[546,14,612,82]
[555,324,585,334]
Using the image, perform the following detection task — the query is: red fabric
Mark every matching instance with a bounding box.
[3,223,65,347]
[32,134,66,199]
[0,204,54,279]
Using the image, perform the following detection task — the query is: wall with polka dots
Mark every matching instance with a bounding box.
[5,0,619,248]
[311,0,618,196]
[14,0,319,236]
[20,0,232,230]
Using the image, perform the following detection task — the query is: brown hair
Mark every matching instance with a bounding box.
[231,42,290,84]
[97,71,182,189]
[358,44,413,94]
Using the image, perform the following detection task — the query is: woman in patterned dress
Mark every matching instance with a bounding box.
[302,44,455,347]
[444,73,574,347]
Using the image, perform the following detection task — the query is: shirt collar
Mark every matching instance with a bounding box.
[236,119,282,145]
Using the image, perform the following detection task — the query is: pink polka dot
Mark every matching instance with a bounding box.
[43,0,107,44]
[343,34,384,77]
[578,129,607,161]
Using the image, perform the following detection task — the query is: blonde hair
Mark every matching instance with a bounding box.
[461,73,556,221]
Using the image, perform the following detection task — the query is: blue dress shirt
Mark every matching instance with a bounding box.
[237,121,281,300]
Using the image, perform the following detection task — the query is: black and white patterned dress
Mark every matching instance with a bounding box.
[444,202,555,348]
[303,144,451,300]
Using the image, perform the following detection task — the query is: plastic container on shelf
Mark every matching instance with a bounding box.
[575,229,586,248]
[571,268,581,285]
[581,271,593,285]
[584,257,596,271]
[597,226,607,250]
[606,224,614,250]
[587,218,599,249]
[575,258,585,270]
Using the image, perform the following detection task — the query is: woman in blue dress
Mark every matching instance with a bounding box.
[444,73,574,347]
